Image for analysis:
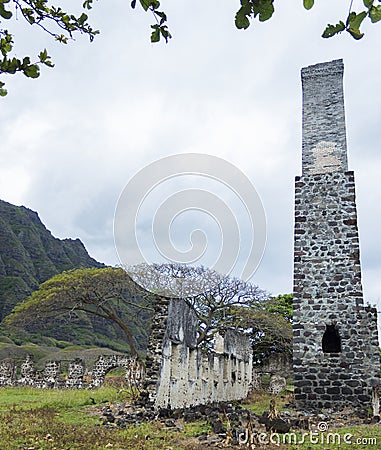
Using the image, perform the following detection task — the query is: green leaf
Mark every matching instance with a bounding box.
[0,80,6,96]
[303,0,314,11]
[347,10,367,29]
[0,2,12,19]
[0,36,12,56]
[155,10,167,25]
[23,64,40,79]
[39,49,48,63]
[0,87,7,96]
[21,56,31,68]
[160,25,171,43]
[348,28,365,39]
[322,21,345,38]
[82,0,93,10]
[78,13,88,25]
[139,0,150,11]
[369,5,381,22]
[363,0,373,8]
[38,49,54,67]
[258,0,274,22]
[5,58,21,74]
[140,0,159,11]
[151,24,160,42]
[56,35,68,44]
[347,11,367,39]
[235,4,251,30]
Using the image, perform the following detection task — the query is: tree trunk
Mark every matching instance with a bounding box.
[109,312,139,357]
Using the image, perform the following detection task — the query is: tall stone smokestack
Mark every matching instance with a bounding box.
[301,59,348,175]
[293,59,379,412]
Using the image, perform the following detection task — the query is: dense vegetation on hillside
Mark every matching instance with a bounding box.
[0,200,150,357]
[0,199,104,320]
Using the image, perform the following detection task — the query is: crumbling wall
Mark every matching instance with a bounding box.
[254,353,292,376]
[0,354,143,389]
[144,298,253,409]
[89,354,144,388]
[0,358,15,386]
[253,353,292,394]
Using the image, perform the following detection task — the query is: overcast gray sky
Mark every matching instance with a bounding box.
[1,2,380,311]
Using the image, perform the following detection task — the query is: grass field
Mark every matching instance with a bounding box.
[0,386,380,449]
[0,386,209,449]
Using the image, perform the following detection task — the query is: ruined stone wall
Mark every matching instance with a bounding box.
[0,354,143,389]
[254,353,292,377]
[252,353,292,394]
[144,298,253,409]
[293,59,380,411]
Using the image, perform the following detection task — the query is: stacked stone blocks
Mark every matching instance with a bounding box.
[293,59,379,411]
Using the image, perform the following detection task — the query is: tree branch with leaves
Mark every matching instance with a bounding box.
[222,293,293,363]
[4,267,155,357]
[235,0,381,40]
[1,0,381,96]
[0,0,99,96]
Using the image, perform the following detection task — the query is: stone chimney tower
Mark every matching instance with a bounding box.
[293,59,379,411]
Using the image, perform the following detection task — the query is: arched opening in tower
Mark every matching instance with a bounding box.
[322,324,341,353]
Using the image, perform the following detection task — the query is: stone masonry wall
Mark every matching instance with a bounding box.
[301,59,348,175]
[293,59,380,411]
[0,354,143,389]
[144,297,253,409]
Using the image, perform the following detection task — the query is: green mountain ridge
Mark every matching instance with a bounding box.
[0,199,150,358]
[0,199,104,320]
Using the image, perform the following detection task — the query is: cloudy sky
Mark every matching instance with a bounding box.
[1,1,380,311]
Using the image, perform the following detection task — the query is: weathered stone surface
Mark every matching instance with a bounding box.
[144,297,253,409]
[269,375,287,395]
[0,358,15,386]
[252,353,292,394]
[293,59,380,412]
[301,59,348,176]
[0,354,143,389]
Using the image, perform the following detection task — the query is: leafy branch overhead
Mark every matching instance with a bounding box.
[1,0,381,96]
[235,0,381,40]
[0,0,99,96]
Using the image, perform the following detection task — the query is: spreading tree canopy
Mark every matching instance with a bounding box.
[1,1,381,96]
[128,263,269,348]
[5,267,155,357]
[222,293,293,362]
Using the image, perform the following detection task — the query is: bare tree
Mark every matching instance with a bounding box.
[127,263,268,347]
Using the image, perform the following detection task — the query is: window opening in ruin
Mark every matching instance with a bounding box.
[322,324,341,353]
[104,366,127,388]
[231,356,237,383]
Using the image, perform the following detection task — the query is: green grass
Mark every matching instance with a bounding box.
[241,390,292,415]
[1,387,381,449]
[0,386,209,449]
